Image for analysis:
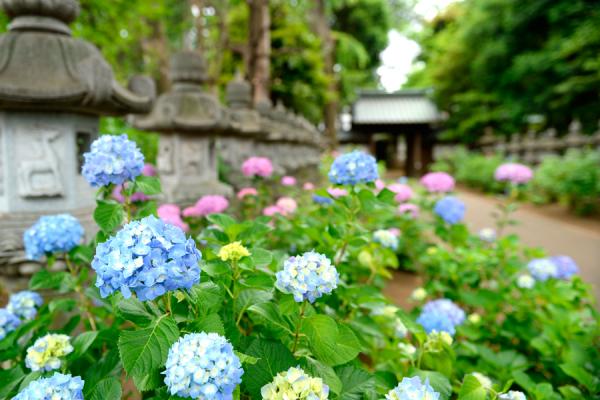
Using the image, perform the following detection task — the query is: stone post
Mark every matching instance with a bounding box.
[0,0,152,288]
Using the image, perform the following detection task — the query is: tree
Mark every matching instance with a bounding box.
[247,0,271,105]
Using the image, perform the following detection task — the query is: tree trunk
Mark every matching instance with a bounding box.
[313,0,338,149]
[247,0,271,105]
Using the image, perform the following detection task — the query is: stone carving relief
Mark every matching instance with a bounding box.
[181,140,207,176]
[18,130,64,198]
[157,135,175,174]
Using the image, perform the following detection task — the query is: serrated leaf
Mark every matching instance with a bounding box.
[247,302,294,335]
[560,363,598,393]
[134,175,162,195]
[458,374,487,400]
[302,315,360,366]
[117,297,157,326]
[94,200,124,233]
[243,339,296,398]
[71,331,98,359]
[191,313,225,335]
[0,366,25,399]
[303,358,343,395]
[118,315,179,388]
[30,270,75,293]
[187,282,225,313]
[49,298,77,313]
[336,364,376,399]
[250,248,273,266]
[88,377,122,400]
[235,289,272,314]
[206,213,237,229]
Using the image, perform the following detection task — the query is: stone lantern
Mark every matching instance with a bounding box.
[0,0,152,286]
[133,51,233,204]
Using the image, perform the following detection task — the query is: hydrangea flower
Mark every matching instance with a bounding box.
[328,150,379,185]
[517,274,535,289]
[25,333,73,372]
[0,309,20,340]
[183,195,229,217]
[281,176,297,186]
[164,332,243,398]
[218,242,250,262]
[420,172,455,193]
[398,203,420,218]
[13,373,84,400]
[398,343,417,356]
[242,157,274,178]
[157,204,189,232]
[527,258,558,281]
[276,197,297,214]
[327,187,348,198]
[388,183,414,203]
[276,251,339,303]
[417,299,465,335]
[386,376,440,400]
[426,330,453,346]
[394,319,408,339]
[261,367,329,399]
[312,195,333,205]
[411,287,427,301]
[82,134,145,187]
[468,313,482,324]
[263,205,286,217]
[498,391,527,400]
[434,196,465,225]
[494,163,533,184]
[478,228,496,243]
[23,214,84,260]
[7,291,43,320]
[92,216,202,301]
[373,229,399,250]
[550,255,579,279]
[303,182,315,190]
[237,187,258,199]
[112,163,157,203]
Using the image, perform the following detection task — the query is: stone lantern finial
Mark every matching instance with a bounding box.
[226,72,252,109]
[1,0,80,34]
[169,51,207,86]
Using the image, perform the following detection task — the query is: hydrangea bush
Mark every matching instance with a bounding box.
[1,149,598,400]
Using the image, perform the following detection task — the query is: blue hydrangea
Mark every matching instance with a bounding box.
[23,214,84,260]
[328,150,379,185]
[13,373,84,400]
[527,258,558,281]
[82,134,145,187]
[164,332,243,399]
[312,194,333,205]
[373,229,399,250]
[550,256,579,279]
[92,216,202,301]
[0,308,20,340]
[434,196,465,225]
[7,291,43,320]
[417,299,465,335]
[276,251,339,303]
[386,376,440,400]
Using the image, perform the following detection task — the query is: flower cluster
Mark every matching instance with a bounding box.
[23,214,84,260]
[328,150,379,185]
[263,197,298,216]
[92,216,202,301]
[113,163,157,203]
[386,376,440,400]
[398,203,420,218]
[327,187,348,198]
[157,204,189,232]
[261,367,329,399]
[494,163,533,184]
[417,299,466,335]
[13,373,84,400]
[303,182,315,190]
[434,196,465,225]
[373,229,399,250]
[281,176,297,186]
[312,194,333,205]
[183,195,229,217]
[550,255,579,279]
[276,251,339,303]
[517,274,535,289]
[219,242,250,262]
[7,291,43,320]
[242,156,273,178]
[0,308,20,340]
[82,134,145,187]
[478,228,497,243]
[527,258,558,281]
[420,172,455,193]
[164,332,243,398]
[388,183,414,203]
[237,187,258,199]
[499,391,527,400]
[25,333,73,372]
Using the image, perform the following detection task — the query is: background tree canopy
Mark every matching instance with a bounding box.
[406,0,600,142]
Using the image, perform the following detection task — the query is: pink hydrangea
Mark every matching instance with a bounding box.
[420,172,455,193]
[112,163,157,203]
[389,228,401,237]
[141,163,157,177]
[327,187,348,198]
[398,203,420,218]
[263,205,285,216]
[183,195,229,217]
[157,204,189,232]
[375,179,386,191]
[494,163,533,184]
[242,157,274,178]
[237,187,258,199]
[281,176,297,186]
[388,183,414,203]
[276,197,297,214]
[303,182,315,190]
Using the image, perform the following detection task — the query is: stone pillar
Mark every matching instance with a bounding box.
[133,51,232,204]
[0,0,152,286]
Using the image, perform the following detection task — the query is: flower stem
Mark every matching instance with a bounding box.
[65,255,97,331]
[292,300,307,355]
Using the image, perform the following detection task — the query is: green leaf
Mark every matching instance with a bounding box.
[134,175,162,195]
[136,200,158,218]
[117,297,157,326]
[29,270,75,292]
[247,302,294,335]
[336,364,376,399]
[302,315,360,366]
[560,363,598,393]
[243,339,296,398]
[458,374,488,400]
[302,358,343,396]
[235,289,272,314]
[118,315,179,389]
[206,213,237,230]
[88,377,122,400]
[48,298,77,313]
[0,366,25,399]
[250,248,273,266]
[191,313,225,335]
[187,282,225,313]
[94,200,124,233]
[235,351,259,365]
[71,331,98,359]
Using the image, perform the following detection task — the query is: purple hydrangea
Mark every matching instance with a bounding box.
[328,151,379,185]
[417,299,466,335]
[82,134,145,187]
[92,216,202,301]
[23,214,84,260]
[550,255,579,279]
[0,309,20,340]
[527,258,558,282]
[434,196,465,225]
[276,251,339,303]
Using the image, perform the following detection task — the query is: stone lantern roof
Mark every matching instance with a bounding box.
[0,0,152,115]
[133,51,229,133]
